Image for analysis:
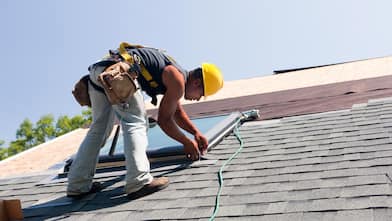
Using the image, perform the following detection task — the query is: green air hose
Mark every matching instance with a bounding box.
[209,119,244,221]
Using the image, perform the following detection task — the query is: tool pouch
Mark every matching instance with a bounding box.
[97,62,138,105]
[72,75,91,107]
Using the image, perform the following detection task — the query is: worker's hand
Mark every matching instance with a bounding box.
[195,133,208,155]
[184,139,200,161]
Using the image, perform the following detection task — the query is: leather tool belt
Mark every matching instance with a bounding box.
[97,62,138,105]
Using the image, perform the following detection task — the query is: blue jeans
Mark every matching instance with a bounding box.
[67,64,153,195]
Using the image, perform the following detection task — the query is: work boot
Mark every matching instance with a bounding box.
[66,181,103,198]
[127,177,169,200]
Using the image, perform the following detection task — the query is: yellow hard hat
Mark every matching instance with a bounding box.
[202,63,224,96]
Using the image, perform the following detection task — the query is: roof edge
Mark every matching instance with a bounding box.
[273,55,392,74]
[0,128,86,166]
[146,55,392,110]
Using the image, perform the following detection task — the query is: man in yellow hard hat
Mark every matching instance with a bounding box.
[67,44,223,200]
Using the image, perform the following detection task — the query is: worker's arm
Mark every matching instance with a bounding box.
[174,104,208,154]
[158,65,200,160]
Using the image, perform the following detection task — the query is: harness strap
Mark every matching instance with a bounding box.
[83,75,105,94]
[118,42,158,88]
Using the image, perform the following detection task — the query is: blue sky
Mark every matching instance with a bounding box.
[1,0,391,144]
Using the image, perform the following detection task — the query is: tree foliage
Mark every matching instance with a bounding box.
[0,109,92,160]
[0,140,6,160]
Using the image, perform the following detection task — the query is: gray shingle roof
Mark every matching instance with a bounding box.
[2,96,392,220]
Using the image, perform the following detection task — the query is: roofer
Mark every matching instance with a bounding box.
[67,43,223,199]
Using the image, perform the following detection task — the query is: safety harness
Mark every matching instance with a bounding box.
[73,42,164,107]
[117,42,163,105]
[118,43,159,88]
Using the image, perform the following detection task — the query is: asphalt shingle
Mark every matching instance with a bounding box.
[2,95,392,220]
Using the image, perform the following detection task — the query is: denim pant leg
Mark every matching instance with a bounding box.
[113,90,153,194]
[67,82,115,194]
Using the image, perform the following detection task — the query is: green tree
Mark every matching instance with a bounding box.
[0,140,6,159]
[56,109,92,136]
[0,149,6,160]
[33,114,55,144]
[16,119,34,148]
[55,115,84,136]
[7,140,26,156]
[55,115,73,136]
[0,109,92,161]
